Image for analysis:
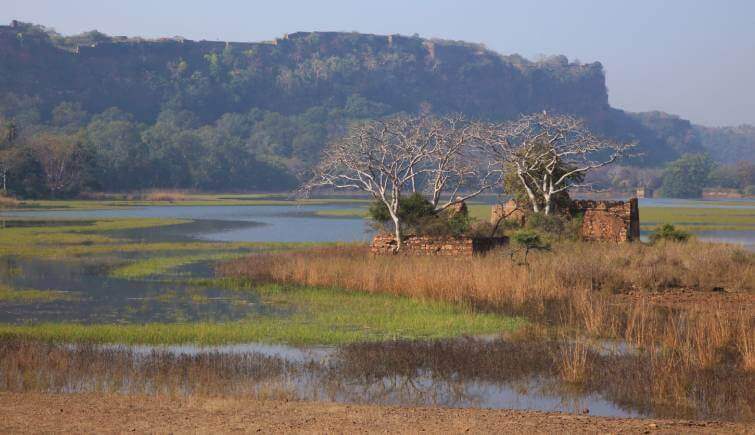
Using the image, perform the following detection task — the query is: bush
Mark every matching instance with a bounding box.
[368,193,472,237]
[510,229,551,264]
[525,212,582,241]
[368,193,436,229]
[512,230,550,250]
[649,224,691,243]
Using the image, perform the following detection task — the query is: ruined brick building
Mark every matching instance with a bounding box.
[491,198,640,242]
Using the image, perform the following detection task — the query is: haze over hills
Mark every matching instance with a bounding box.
[0,21,752,194]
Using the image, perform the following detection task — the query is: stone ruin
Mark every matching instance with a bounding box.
[490,198,640,242]
[490,200,526,227]
[370,199,507,256]
[571,198,640,242]
[370,234,508,256]
[635,187,653,199]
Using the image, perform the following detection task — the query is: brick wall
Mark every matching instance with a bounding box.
[489,198,640,242]
[571,198,640,242]
[490,200,526,226]
[370,234,508,256]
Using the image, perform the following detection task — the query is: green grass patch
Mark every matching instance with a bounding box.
[0,283,522,345]
[640,206,755,231]
[314,207,367,218]
[109,252,247,279]
[0,284,78,302]
[8,195,370,210]
[0,218,187,258]
[0,217,336,259]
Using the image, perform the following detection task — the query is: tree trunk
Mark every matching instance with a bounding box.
[517,170,540,213]
[392,215,402,252]
[543,192,552,215]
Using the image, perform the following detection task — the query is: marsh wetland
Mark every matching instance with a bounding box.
[0,197,753,423]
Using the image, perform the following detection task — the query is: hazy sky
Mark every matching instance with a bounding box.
[3,1,754,127]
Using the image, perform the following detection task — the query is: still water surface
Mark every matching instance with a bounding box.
[0,204,370,242]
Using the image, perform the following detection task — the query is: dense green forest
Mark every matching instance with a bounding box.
[0,21,752,197]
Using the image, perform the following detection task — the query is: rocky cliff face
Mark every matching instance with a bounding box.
[0,24,606,118]
[0,22,706,165]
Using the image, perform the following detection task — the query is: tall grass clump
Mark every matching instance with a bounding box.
[218,240,754,372]
[0,194,20,208]
[143,189,189,202]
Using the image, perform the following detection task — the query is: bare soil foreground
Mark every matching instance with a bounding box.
[0,393,751,434]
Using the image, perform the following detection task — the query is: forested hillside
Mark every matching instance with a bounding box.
[0,21,747,197]
[695,124,755,164]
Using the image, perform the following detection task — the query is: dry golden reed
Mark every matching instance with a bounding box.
[219,240,754,372]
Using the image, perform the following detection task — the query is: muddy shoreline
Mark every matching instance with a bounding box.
[0,393,749,434]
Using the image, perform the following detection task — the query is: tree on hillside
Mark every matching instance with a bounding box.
[476,113,635,214]
[660,154,714,198]
[0,118,18,193]
[301,114,497,251]
[28,132,86,198]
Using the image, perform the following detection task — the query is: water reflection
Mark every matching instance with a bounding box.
[0,257,284,324]
[5,338,746,421]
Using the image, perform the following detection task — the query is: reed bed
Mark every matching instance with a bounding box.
[142,189,189,202]
[1,337,751,421]
[0,194,20,208]
[219,241,755,373]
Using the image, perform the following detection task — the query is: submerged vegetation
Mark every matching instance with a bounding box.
[109,252,246,279]
[0,282,520,345]
[640,205,755,231]
[0,216,520,344]
[0,194,369,210]
[0,284,77,302]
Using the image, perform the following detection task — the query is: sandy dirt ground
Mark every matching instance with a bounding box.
[0,393,751,434]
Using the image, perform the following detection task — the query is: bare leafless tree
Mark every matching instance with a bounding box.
[29,133,83,198]
[425,115,499,210]
[301,114,498,250]
[475,113,636,214]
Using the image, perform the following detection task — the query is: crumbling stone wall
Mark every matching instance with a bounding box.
[571,198,640,242]
[490,200,526,226]
[370,234,508,256]
[489,198,640,242]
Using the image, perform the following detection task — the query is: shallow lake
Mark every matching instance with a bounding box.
[0,204,372,243]
[3,199,755,246]
[0,256,283,324]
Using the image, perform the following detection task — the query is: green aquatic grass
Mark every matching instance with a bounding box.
[0,217,335,259]
[0,218,187,258]
[0,214,520,345]
[109,252,247,279]
[0,283,522,345]
[8,195,369,210]
[314,207,367,218]
[640,206,755,231]
[0,284,77,302]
